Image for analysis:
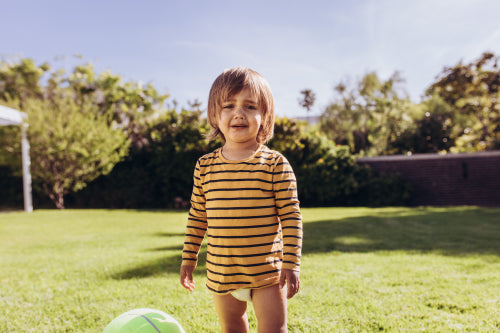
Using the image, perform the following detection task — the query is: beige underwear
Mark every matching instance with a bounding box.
[231,288,252,302]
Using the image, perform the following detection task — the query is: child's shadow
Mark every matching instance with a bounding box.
[110,238,207,280]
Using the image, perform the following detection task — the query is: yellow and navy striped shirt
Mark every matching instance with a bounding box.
[182,145,303,294]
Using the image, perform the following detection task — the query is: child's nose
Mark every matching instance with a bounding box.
[233,107,246,118]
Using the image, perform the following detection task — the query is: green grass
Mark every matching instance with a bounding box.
[1,207,499,332]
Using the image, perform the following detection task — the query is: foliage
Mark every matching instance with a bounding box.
[8,53,500,208]
[0,57,169,208]
[25,94,129,209]
[269,117,412,206]
[319,72,414,156]
[0,123,21,170]
[0,58,49,106]
[298,89,316,121]
[62,63,169,148]
[0,57,169,149]
[390,96,456,154]
[0,165,23,208]
[319,53,500,155]
[67,109,219,209]
[66,117,411,208]
[427,52,500,152]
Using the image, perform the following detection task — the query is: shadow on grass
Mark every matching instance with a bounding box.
[147,245,184,252]
[152,232,186,237]
[111,247,207,280]
[111,207,500,279]
[303,207,500,256]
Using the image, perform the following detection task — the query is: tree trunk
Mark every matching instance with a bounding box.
[43,183,65,209]
[54,192,65,209]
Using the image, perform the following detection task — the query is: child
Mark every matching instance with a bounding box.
[180,67,303,333]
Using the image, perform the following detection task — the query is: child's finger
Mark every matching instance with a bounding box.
[284,270,300,299]
[287,278,298,299]
[185,280,195,291]
[279,270,287,288]
[181,275,195,291]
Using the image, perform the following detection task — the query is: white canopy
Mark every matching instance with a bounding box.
[0,105,33,212]
[0,105,25,125]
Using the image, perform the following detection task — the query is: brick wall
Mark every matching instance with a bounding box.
[357,151,500,207]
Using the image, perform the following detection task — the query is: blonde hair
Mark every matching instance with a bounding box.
[207,67,275,143]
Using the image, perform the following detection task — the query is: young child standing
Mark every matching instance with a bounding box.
[180,67,303,333]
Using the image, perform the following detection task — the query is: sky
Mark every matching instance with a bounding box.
[2,0,500,118]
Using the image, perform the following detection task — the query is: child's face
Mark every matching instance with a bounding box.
[218,87,262,147]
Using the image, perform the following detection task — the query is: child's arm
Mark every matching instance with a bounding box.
[273,154,303,297]
[180,160,208,291]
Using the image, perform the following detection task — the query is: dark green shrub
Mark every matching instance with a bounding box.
[268,118,412,207]
[2,115,412,209]
[0,166,23,209]
[66,110,218,209]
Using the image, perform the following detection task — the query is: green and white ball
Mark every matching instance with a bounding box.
[102,308,185,333]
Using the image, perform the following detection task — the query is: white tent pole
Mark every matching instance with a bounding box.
[21,123,33,212]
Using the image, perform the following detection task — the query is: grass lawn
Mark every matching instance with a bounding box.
[1,207,499,332]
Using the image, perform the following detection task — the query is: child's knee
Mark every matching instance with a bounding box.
[257,318,287,333]
[223,320,249,333]
[218,312,249,333]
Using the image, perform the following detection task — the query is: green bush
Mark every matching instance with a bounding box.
[0,166,23,209]
[66,110,219,209]
[1,115,411,209]
[268,118,412,207]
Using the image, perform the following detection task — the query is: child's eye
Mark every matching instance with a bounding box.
[247,105,257,110]
[222,104,234,109]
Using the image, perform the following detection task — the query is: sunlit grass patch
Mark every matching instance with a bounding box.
[1,207,499,332]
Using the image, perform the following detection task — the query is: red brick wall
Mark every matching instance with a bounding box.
[357,151,500,207]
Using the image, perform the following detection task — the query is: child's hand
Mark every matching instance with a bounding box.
[180,265,196,292]
[279,269,300,299]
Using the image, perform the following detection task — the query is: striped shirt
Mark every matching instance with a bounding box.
[181,145,303,294]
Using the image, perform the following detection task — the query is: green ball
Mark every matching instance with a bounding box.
[102,308,186,333]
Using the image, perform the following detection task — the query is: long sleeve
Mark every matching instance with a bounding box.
[181,160,208,267]
[273,155,303,271]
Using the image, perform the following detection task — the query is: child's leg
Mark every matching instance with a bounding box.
[252,284,287,333]
[213,293,249,333]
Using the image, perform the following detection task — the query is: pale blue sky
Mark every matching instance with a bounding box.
[2,0,500,118]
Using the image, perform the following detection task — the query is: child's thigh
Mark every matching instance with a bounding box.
[252,284,287,332]
[213,293,248,327]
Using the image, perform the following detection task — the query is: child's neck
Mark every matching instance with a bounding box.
[221,142,260,161]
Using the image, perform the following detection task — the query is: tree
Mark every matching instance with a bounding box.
[67,108,219,209]
[390,96,456,154]
[0,57,170,208]
[320,72,413,155]
[268,117,412,206]
[57,62,169,148]
[427,52,500,151]
[0,58,168,147]
[298,89,316,122]
[25,94,129,209]
[0,114,21,169]
[0,58,49,107]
